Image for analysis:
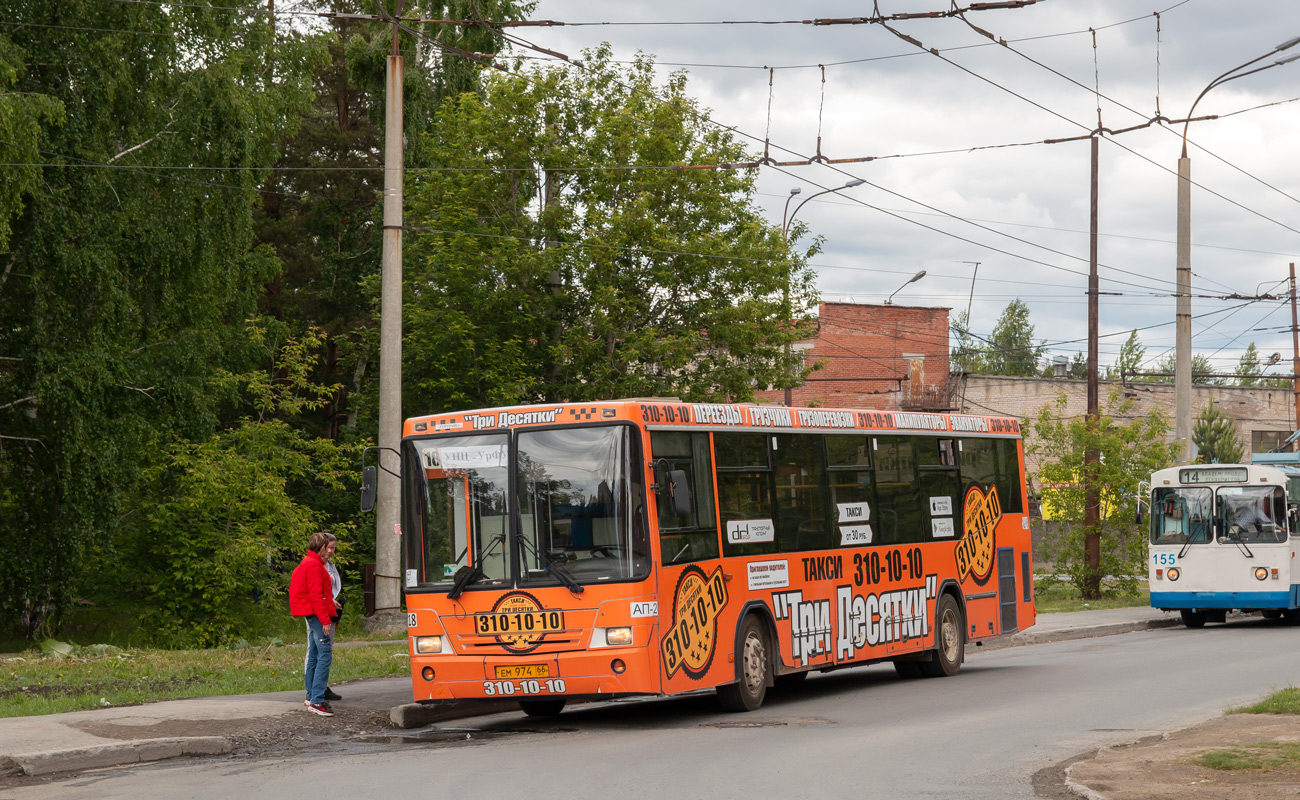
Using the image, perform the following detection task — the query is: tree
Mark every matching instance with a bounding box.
[398,47,819,410]
[0,3,317,638]
[1236,343,1262,387]
[1106,330,1145,380]
[117,327,358,647]
[1026,390,1180,599]
[1192,401,1245,464]
[951,311,986,374]
[972,299,1045,376]
[1154,352,1222,384]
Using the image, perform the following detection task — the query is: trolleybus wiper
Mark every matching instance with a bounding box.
[448,533,505,600]
[515,532,584,595]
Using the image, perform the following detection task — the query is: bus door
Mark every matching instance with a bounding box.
[650,431,732,695]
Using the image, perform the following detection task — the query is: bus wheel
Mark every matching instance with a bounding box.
[1180,610,1207,628]
[919,594,964,678]
[1261,609,1282,620]
[893,660,923,679]
[717,616,770,712]
[519,699,567,717]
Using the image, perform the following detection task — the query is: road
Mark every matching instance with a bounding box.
[11,617,1299,800]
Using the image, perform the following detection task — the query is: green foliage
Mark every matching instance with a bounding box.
[1026,390,1180,598]
[0,2,320,639]
[956,300,1045,376]
[1190,743,1300,772]
[1192,401,1244,464]
[1106,330,1145,380]
[0,35,63,252]
[120,329,359,647]
[399,46,818,410]
[1154,352,1222,384]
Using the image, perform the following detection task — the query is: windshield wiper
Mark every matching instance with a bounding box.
[515,533,584,595]
[448,533,505,600]
[1221,528,1255,559]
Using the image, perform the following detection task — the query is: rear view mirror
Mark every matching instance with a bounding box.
[361,466,377,513]
[668,469,692,517]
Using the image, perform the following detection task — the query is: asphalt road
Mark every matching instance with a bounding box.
[10,617,1299,800]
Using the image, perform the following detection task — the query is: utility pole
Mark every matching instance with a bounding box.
[1291,263,1299,445]
[1083,136,1101,600]
[373,3,405,631]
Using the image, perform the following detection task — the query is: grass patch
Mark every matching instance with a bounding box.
[1229,687,1300,715]
[0,638,411,718]
[1191,742,1300,772]
[1033,581,1149,614]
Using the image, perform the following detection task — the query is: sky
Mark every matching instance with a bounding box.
[513,0,1300,378]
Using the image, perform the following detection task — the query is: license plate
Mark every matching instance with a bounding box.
[495,664,551,679]
[474,610,564,635]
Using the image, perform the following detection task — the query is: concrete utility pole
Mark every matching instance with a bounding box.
[1083,136,1101,600]
[374,5,405,630]
[1291,263,1299,441]
[1174,37,1300,463]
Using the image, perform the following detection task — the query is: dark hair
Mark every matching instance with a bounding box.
[308,531,331,554]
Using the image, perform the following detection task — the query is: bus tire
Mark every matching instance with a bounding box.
[919,594,964,678]
[893,660,924,679]
[1180,609,1207,628]
[519,699,566,717]
[717,615,770,712]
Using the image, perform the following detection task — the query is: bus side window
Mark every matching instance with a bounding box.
[771,434,832,553]
[716,432,779,558]
[826,435,875,548]
[649,431,719,565]
[873,436,920,545]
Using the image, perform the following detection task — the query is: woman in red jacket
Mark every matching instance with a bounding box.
[290,532,337,716]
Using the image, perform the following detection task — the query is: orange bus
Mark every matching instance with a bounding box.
[366,399,1034,715]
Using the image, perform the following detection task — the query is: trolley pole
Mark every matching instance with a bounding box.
[374,6,405,630]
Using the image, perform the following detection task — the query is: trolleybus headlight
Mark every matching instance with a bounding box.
[604,627,633,646]
[414,635,444,654]
[1167,567,1180,581]
[421,666,436,682]
[1255,567,1270,581]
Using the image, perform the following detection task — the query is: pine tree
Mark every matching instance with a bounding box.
[1192,402,1245,464]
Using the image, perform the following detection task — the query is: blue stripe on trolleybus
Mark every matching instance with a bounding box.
[1150,589,1296,609]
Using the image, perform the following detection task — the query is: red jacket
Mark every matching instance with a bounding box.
[289,550,335,626]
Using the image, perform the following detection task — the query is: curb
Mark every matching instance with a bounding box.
[980,617,1181,651]
[11,736,230,777]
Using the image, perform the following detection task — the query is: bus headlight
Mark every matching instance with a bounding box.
[1167,567,1180,581]
[414,635,444,654]
[592,626,633,647]
[1254,567,1269,581]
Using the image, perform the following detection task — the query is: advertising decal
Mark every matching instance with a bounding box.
[661,565,730,679]
[956,484,1002,585]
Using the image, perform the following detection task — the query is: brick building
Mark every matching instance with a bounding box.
[755,301,953,410]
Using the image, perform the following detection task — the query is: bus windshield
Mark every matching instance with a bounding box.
[408,426,649,591]
[517,426,649,586]
[1150,486,1212,545]
[1217,485,1287,543]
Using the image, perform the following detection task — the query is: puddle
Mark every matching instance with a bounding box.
[701,721,789,729]
[356,726,578,745]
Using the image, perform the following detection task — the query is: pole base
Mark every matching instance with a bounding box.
[362,608,407,637]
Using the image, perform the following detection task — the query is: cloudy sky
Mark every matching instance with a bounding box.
[516,0,1300,378]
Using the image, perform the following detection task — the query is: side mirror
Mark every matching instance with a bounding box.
[361,466,377,513]
[667,469,692,517]
[1135,502,1144,526]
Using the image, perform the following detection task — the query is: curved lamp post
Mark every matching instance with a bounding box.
[885,270,927,305]
[779,178,866,405]
[1173,36,1300,461]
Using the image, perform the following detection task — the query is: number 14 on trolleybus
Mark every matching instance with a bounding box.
[361,399,1036,715]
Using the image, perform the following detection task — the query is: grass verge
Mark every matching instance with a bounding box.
[0,639,410,718]
[1190,688,1300,773]
[1033,581,1149,614]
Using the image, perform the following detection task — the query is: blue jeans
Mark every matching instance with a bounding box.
[304,616,333,705]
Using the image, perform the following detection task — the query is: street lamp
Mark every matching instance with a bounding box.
[885,270,926,305]
[779,178,867,406]
[1174,35,1300,462]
